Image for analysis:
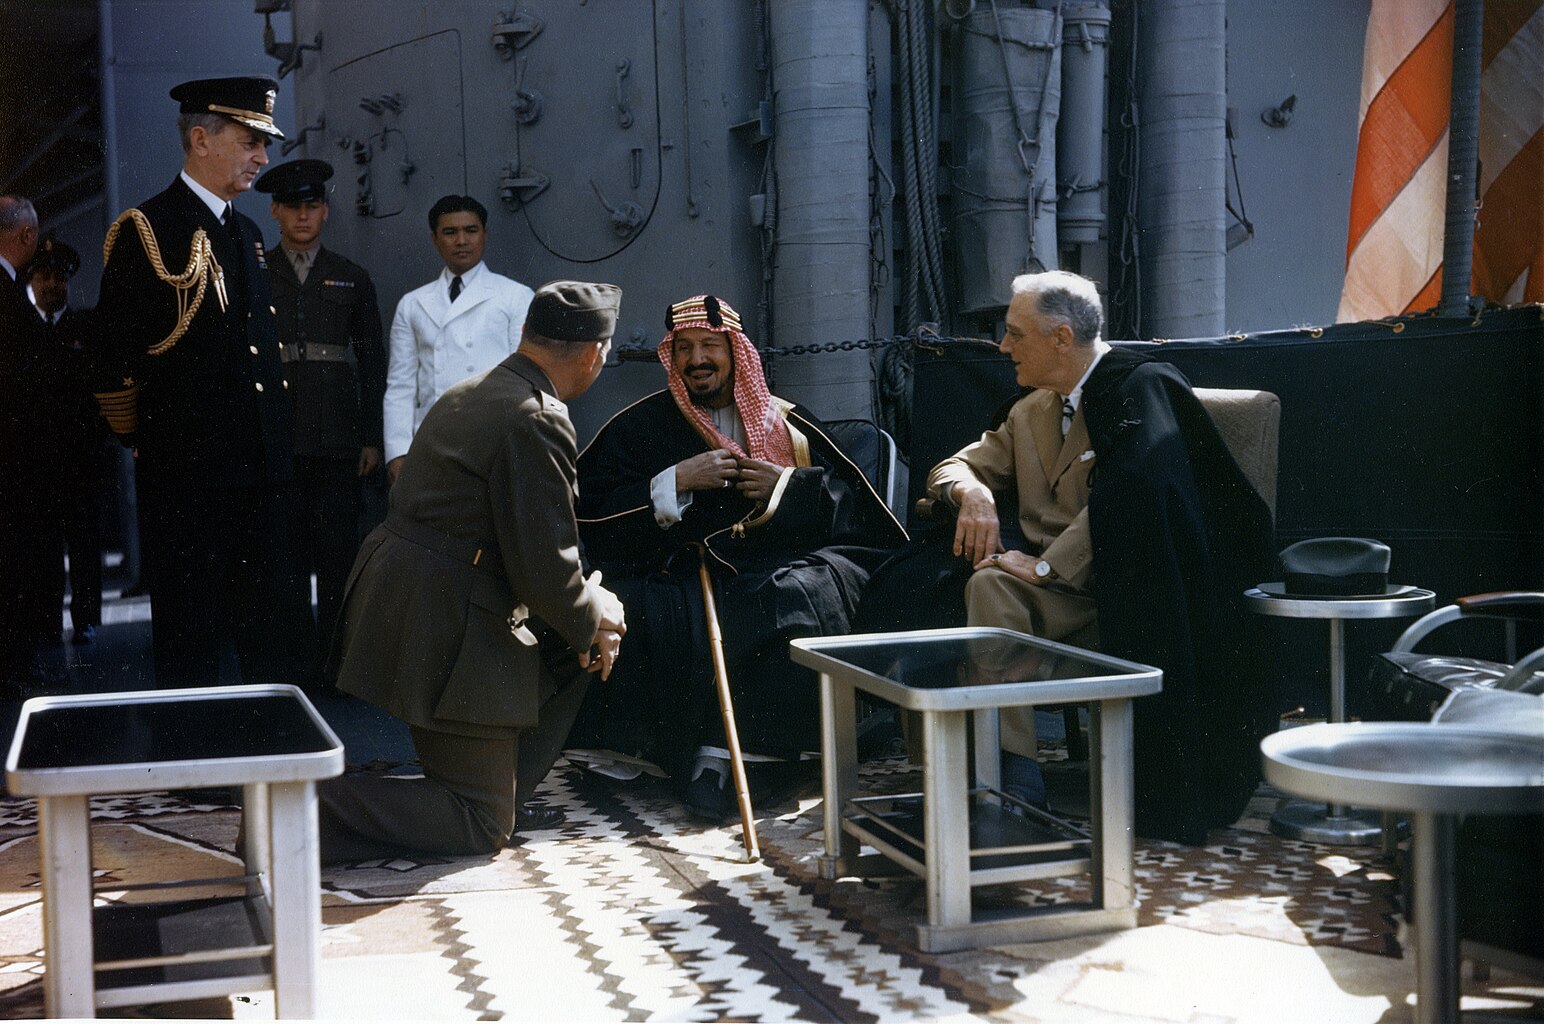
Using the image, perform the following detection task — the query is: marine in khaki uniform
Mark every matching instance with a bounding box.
[255,159,386,682]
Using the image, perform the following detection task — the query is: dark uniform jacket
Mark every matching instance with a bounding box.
[328,353,605,739]
[37,308,110,465]
[267,245,385,456]
[0,269,44,471]
[93,176,293,489]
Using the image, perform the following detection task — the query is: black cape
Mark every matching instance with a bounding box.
[571,390,907,776]
[856,348,1275,844]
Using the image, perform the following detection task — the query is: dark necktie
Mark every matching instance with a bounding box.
[449,275,463,303]
[221,205,246,307]
[1061,397,1076,438]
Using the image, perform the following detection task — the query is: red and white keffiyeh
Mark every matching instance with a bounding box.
[657,294,795,468]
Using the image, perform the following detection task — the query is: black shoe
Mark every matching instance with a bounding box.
[70,625,97,646]
[514,802,565,831]
[683,765,736,823]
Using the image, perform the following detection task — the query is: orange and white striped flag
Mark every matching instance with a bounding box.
[1338,0,1542,322]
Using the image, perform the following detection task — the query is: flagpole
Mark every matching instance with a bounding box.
[1439,0,1485,316]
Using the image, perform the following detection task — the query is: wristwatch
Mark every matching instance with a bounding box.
[1034,559,1054,580]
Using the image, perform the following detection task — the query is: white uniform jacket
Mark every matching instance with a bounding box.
[383,261,535,462]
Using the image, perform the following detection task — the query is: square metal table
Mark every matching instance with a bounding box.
[790,627,1162,953]
[4,684,344,1018]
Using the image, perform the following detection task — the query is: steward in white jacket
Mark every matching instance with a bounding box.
[383,195,534,476]
[384,261,534,465]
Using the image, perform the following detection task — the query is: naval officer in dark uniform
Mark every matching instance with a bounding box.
[28,238,112,647]
[93,76,306,688]
[256,159,386,682]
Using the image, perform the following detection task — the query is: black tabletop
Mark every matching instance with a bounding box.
[805,633,1113,690]
[14,694,335,770]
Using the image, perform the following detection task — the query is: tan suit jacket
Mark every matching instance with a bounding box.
[925,387,1100,758]
[927,387,1097,589]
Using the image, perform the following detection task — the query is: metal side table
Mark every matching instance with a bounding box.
[1245,584,1435,844]
[1261,723,1544,1024]
[4,684,343,1019]
[790,627,1161,953]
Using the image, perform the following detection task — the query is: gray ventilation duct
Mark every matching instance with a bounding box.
[1057,2,1110,246]
[767,0,873,420]
[1137,0,1227,338]
[951,1,1061,319]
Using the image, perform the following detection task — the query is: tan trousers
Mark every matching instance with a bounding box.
[964,567,1098,757]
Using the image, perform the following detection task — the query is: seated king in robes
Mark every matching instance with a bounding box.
[568,293,906,819]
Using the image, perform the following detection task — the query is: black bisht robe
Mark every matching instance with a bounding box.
[857,348,1276,844]
[571,391,907,777]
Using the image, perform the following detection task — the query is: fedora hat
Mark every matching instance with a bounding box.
[1273,537,1392,597]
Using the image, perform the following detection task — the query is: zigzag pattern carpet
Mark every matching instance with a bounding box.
[0,753,1479,1021]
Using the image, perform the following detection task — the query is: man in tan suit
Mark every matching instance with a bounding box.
[920,269,1273,842]
[926,270,1110,804]
[319,280,626,863]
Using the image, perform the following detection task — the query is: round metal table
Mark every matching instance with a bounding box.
[1261,722,1544,1024]
[1245,585,1436,844]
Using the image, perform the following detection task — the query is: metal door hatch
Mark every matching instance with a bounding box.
[327,31,467,220]
[496,2,661,262]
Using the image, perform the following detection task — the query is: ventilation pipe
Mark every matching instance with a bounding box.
[951,1,1061,318]
[767,1,873,420]
[1137,0,1226,338]
[1057,3,1109,247]
[1439,0,1484,316]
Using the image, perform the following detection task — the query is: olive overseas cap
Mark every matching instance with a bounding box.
[255,159,333,203]
[526,280,622,343]
[170,76,283,138]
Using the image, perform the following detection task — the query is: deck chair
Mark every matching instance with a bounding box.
[823,418,907,522]
[1363,592,1544,976]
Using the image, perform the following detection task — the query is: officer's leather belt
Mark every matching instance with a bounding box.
[281,342,350,362]
[384,511,493,572]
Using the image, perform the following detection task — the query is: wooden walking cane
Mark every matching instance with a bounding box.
[692,543,761,862]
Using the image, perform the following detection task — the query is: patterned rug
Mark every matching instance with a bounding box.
[0,753,1440,1021]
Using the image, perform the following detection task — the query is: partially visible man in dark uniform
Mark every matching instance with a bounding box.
[28,238,111,647]
[256,159,386,683]
[0,194,53,692]
[93,77,304,689]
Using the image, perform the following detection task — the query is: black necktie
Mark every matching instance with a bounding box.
[221,205,245,306]
[1061,397,1077,438]
[449,275,463,303]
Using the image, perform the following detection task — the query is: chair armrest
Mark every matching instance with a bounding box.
[1498,647,1544,694]
[914,496,949,522]
[1393,592,1544,653]
[1455,592,1544,623]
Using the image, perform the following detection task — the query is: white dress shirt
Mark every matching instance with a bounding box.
[383,260,535,462]
[180,170,230,220]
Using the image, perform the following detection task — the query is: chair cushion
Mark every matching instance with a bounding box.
[1363,651,1510,722]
